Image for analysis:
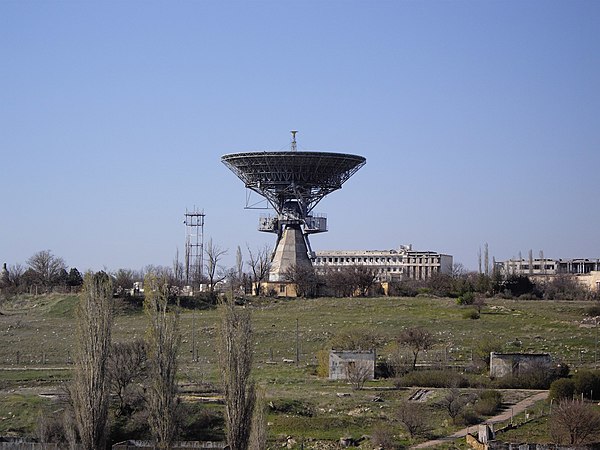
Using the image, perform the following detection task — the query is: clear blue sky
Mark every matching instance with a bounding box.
[1,0,599,273]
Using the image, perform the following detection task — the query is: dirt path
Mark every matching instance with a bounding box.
[411,390,548,449]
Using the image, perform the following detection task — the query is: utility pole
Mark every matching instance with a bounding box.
[296,318,300,365]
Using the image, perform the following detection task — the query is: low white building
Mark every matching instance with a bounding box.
[329,350,376,381]
[314,244,453,282]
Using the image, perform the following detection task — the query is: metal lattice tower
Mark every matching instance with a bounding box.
[222,131,366,282]
[184,209,205,286]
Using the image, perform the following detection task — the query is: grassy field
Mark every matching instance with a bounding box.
[0,293,598,447]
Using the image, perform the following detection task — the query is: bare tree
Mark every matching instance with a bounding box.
[144,273,181,450]
[438,388,472,424]
[345,360,372,390]
[107,339,148,416]
[247,244,271,296]
[218,298,256,450]
[26,250,67,289]
[283,263,318,297]
[71,271,113,450]
[550,399,600,445]
[473,296,486,314]
[112,268,137,291]
[8,263,24,288]
[398,327,435,370]
[172,248,184,287]
[396,401,431,439]
[353,265,376,296]
[205,239,227,294]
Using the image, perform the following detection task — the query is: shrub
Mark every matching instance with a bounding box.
[474,390,502,416]
[370,425,398,449]
[458,407,481,426]
[572,370,600,400]
[463,310,480,320]
[269,399,314,417]
[456,292,475,305]
[395,370,468,388]
[316,349,329,378]
[585,304,600,317]
[549,378,576,401]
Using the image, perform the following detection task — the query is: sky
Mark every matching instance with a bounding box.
[1,0,599,273]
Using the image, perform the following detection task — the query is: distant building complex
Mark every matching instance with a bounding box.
[496,257,600,291]
[314,244,453,282]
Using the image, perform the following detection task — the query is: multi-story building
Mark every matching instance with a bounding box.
[496,257,600,277]
[313,244,453,282]
[496,257,600,291]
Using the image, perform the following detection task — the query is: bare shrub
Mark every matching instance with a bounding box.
[71,271,113,450]
[550,399,600,444]
[108,339,148,416]
[144,273,181,450]
[345,360,372,390]
[395,401,431,439]
[438,388,473,424]
[370,424,397,449]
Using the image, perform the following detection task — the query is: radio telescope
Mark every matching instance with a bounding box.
[221,132,366,282]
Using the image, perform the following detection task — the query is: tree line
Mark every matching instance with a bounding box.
[37,270,263,450]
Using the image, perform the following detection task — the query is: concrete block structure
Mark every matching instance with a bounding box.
[489,352,551,378]
[329,350,376,381]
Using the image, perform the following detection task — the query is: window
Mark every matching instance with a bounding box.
[279,284,286,294]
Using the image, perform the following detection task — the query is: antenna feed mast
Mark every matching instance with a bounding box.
[290,130,298,151]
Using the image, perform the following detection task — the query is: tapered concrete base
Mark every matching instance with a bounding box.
[269,225,312,282]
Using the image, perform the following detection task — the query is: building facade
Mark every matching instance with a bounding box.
[313,244,453,282]
[496,257,600,291]
[496,257,600,277]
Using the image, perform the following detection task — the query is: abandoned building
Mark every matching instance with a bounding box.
[329,350,376,381]
[489,352,552,378]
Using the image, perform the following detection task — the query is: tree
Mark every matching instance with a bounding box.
[205,239,227,294]
[249,388,268,450]
[107,339,148,416]
[345,360,372,390]
[66,268,83,288]
[283,263,318,297]
[247,244,271,296]
[354,265,376,296]
[398,327,435,370]
[322,267,354,297]
[26,250,67,289]
[395,401,431,439]
[144,273,181,450]
[7,263,25,291]
[71,271,113,450]
[439,388,472,424]
[218,298,256,450]
[550,399,600,445]
[549,378,576,401]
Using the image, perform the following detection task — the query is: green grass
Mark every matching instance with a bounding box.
[1,294,599,445]
[0,393,51,434]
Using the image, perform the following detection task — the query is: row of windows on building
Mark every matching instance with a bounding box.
[314,256,441,264]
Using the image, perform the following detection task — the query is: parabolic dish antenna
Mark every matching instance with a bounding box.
[221,132,366,283]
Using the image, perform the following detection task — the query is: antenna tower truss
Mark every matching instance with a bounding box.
[184,209,205,286]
